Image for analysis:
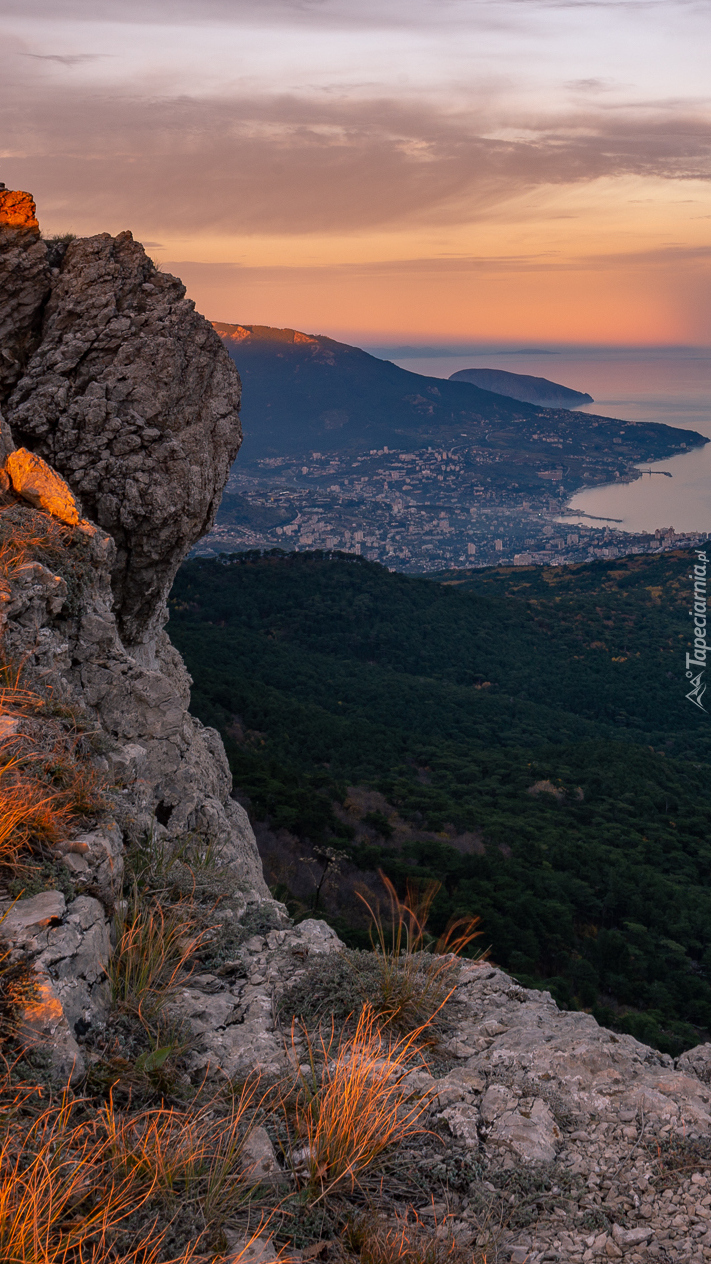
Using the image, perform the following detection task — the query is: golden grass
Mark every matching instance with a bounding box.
[0,730,110,871]
[354,872,487,1035]
[102,1076,265,1227]
[287,1003,433,1203]
[0,1070,281,1264]
[108,895,211,1033]
[0,500,74,579]
[0,1085,152,1264]
[0,747,72,867]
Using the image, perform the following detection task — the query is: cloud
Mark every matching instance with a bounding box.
[3,82,710,238]
[0,0,496,28]
[564,78,615,91]
[165,241,711,282]
[6,0,692,30]
[22,53,110,65]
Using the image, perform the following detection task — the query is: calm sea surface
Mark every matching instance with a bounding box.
[391,349,711,535]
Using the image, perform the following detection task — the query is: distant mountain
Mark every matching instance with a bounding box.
[449,366,593,408]
[213,324,585,459]
[213,323,703,464]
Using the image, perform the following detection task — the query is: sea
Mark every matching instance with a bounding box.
[388,348,711,536]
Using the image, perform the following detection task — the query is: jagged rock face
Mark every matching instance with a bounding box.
[2,216,242,644]
[0,488,270,905]
[0,193,270,1077]
[0,190,50,405]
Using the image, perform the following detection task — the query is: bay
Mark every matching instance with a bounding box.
[390,348,711,535]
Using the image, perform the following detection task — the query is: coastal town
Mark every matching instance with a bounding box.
[195,442,708,570]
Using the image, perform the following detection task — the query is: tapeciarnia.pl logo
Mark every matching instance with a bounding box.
[686,549,708,711]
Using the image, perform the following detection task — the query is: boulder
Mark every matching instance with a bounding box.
[677,1041,711,1083]
[0,891,66,938]
[6,447,81,524]
[241,1125,285,1186]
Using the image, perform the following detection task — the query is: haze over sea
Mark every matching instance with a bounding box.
[382,348,711,537]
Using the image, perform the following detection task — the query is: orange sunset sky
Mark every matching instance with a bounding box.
[2,0,710,346]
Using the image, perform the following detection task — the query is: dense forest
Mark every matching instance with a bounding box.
[168,548,711,1056]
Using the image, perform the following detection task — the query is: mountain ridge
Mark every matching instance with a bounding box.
[212,320,704,465]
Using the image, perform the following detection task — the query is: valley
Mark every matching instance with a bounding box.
[169,547,711,1058]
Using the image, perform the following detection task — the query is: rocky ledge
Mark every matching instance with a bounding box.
[83,907,711,1264]
[160,924,711,1263]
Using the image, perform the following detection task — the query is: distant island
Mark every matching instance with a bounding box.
[449,366,593,408]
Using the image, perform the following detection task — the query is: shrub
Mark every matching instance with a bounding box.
[344,1210,487,1264]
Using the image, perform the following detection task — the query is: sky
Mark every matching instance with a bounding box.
[2,0,711,345]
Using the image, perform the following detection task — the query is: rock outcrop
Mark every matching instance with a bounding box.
[0,192,271,1077]
[0,188,50,407]
[2,200,242,645]
[193,930,711,1263]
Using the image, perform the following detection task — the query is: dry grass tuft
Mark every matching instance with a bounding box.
[343,1209,491,1264]
[0,1082,152,1264]
[0,504,73,582]
[355,872,487,1035]
[108,894,211,1033]
[103,1076,266,1227]
[0,728,110,871]
[286,1003,433,1203]
[0,1068,278,1263]
[0,746,72,867]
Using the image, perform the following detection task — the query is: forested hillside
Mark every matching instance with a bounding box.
[169,549,711,1054]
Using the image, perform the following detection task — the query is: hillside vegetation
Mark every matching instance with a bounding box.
[169,549,711,1055]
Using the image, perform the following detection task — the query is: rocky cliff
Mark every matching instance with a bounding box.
[0,189,271,1078]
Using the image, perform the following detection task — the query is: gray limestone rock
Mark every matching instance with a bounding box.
[1,892,113,1079]
[0,497,270,907]
[0,891,66,939]
[240,1126,285,1185]
[0,193,271,1081]
[0,190,268,914]
[677,1042,711,1084]
[167,918,338,1080]
[484,1093,561,1165]
[53,824,125,904]
[4,229,243,645]
[16,973,85,1083]
[452,962,711,1139]
[442,1102,480,1147]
